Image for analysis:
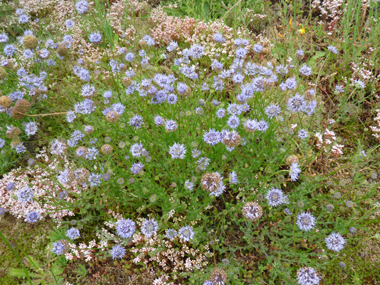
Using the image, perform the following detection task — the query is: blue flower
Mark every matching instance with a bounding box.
[116,218,136,238]
[141,218,159,238]
[17,186,34,203]
[178,225,194,242]
[66,228,80,240]
[287,93,306,112]
[298,129,308,139]
[253,44,263,53]
[296,212,316,231]
[19,14,30,24]
[4,44,16,57]
[89,32,102,43]
[325,232,345,252]
[266,187,286,207]
[52,241,65,255]
[297,267,320,285]
[26,211,40,223]
[76,0,89,14]
[110,244,125,260]
[165,229,177,239]
[290,162,301,181]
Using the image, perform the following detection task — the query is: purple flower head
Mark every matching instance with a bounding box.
[131,162,144,174]
[297,267,320,285]
[266,187,285,207]
[169,143,186,159]
[213,33,226,43]
[110,244,125,259]
[236,47,247,59]
[66,228,80,240]
[89,32,102,43]
[26,211,40,223]
[253,44,263,53]
[189,44,204,59]
[327,45,338,54]
[287,93,306,112]
[265,104,281,118]
[141,218,159,238]
[325,232,345,252]
[116,218,136,238]
[296,211,316,231]
[17,186,34,203]
[52,241,65,255]
[178,225,194,242]
[128,115,144,128]
[76,0,89,14]
[204,129,221,145]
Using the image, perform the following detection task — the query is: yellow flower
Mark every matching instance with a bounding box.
[298,28,306,35]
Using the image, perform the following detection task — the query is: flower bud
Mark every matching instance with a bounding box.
[22,35,38,50]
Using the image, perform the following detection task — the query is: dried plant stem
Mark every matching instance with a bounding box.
[15,111,68,117]
[221,0,243,21]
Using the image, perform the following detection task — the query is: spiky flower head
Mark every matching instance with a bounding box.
[141,218,159,238]
[296,212,316,231]
[0,96,12,108]
[22,35,38,49]
[52,241,66,255]
[201,173,221,193]
[26,211,40,223]
[116,218,136,238]
[66,228,80,240]
[178,225,194,242]
[297,267,320,285]
[169,143,186,159]
[17,186,34,203]
[210,268,227,285]
[244,119,258,133]
[110,244,125,260]
[50,139,67,156]
[325,232,345,252]
[242,201,263,221]
[266,187,286,207]
[222,131,241,147]
[165,229,177,239]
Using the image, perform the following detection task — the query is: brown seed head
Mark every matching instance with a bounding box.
[6,127,22,139]
[57,45,68,57]
[84,125,94,135]
[201,173,221,192]
[22,35,38,50]
[139,40,147,48]
[11,99,31,119]
[122,76,132,87]
[286,155,299,165]
[76,146,88,157]
[210,268,227,284]
[0,96,12,108]
[75,168,90,184]
[242,201,263,221]
[101,144,113,154]
[222,131,241,148]
[106,111,119,123]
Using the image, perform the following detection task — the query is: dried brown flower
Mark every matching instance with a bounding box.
[106,111,119,123]
[76,146,88,157]
[101,144,113,154]
[22,35,38,49]
[242,201,263,221]
[0,96,12,108]
[84,125,94,135]
[210,268,227,285]
[6,127,22,139]
[57,45,69,57]
[11,99,31,119]
[222,131,241,147]
[201,173,221,192]
[286,155,299,165]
